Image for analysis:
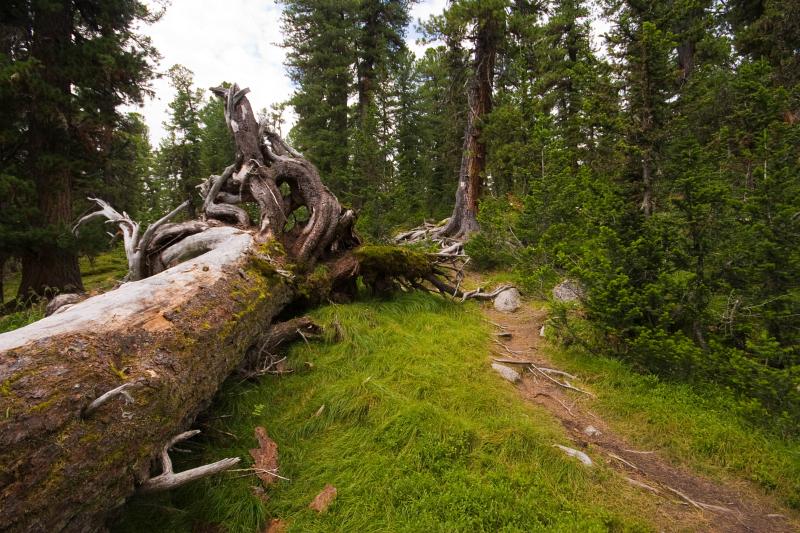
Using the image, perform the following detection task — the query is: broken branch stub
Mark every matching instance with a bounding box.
[137,430,240,494]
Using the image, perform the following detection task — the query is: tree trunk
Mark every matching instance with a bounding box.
[439,15,498,240]
[0,85,364,531]
[17,1,83,299]
[0,230,292,532]
[0,79,494,531]
[0,254,6,305]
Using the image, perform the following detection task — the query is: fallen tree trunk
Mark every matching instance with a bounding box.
[0,83,508,532]
[0,229,296,532]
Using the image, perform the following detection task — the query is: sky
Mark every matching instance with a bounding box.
[132,0,448,145]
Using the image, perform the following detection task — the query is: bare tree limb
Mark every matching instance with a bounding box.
[137,430,240,494]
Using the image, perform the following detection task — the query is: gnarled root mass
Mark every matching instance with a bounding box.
[0,82,499,532]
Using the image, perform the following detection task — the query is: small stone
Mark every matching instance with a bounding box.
[552,279,585,302]
[583,425,601,437]
[491,363,520,383]
[493,288,521,312]
[45,293,85,316]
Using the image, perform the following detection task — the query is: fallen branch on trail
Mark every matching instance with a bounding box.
[492,358,577,380]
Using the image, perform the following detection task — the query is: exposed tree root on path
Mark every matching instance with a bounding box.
[484,303,800,533]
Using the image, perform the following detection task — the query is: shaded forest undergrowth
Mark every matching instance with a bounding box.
[110,291,800,532]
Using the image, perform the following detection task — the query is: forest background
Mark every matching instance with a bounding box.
[1,0,798,434]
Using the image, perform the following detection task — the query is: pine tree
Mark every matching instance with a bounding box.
[605,0,675,217]
[437,0,509,238]
[280,0,358,196]
[154,65,204,218]
[0,0,157,300]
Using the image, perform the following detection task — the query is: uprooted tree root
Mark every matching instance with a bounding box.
[0,83,514,532]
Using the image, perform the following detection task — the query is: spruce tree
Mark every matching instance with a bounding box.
[280,0,358,196]
[154,65,204,218]
[0,0,157,300]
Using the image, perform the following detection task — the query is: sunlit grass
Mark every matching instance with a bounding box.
[114,293,656,532]
[539,301,800,510]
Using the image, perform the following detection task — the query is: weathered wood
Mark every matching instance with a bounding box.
[0,229,294,532]
[0,83,459,532]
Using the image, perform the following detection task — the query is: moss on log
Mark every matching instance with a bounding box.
[0,231,293,532]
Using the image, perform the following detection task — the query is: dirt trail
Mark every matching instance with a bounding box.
[484,303,799,533]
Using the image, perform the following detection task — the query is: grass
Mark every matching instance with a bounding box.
[113,293,658,532]
[0,246,128,334]
[541,312,800,510]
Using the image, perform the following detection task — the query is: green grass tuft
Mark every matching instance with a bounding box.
[113,293,655,532]
[543,332,800,510]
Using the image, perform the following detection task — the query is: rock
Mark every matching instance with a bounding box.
[491,363,520,383]
[45,293,85,316]
[309,484,337,513]
[552,279,585,302]
[583,425,601,437]
[553,444,593,466]
[493,288,521,312]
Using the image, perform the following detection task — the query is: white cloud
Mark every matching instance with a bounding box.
[130,0,448,146]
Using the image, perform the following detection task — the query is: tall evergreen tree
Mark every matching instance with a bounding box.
[280,0,358,197]
[438,0,508,238]
[0,0,157,300]
[605,0,674,216]
[154,65,204,218]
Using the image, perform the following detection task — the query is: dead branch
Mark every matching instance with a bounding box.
[74,198,189,281]
[82,382,137,418]
[533,392,575,417]
[625,477,661,494]
[607,452,639,470]
[137,430,240,494]
[663,486,734,514]
[491,358,577,380]
[527,364,595,397]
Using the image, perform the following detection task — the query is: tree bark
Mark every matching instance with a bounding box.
[0,84,363,531]
[17,0,83,299]
[0,81,492,531]
[0,230,295,532]
[439,14,499,240]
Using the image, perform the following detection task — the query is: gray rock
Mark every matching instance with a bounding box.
[493,288,521,312]
[552,279,585,302]
[583,425,601,437]
[45,293,85,316]
[491,363,521,383]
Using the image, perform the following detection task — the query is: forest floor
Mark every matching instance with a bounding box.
[484,301,800,532]
[112,282,800,532]
[3,249,799,531]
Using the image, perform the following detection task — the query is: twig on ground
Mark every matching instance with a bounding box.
[625,477,660,494]
[137,431,240,494]
[533,392,575,417]
[607,452,639,470]
[663,486,734,514]
[527,365,595,398]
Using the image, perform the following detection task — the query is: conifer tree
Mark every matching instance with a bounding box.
[0,0,157,300]
[280,0,358,196]
[154,65,204,218]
